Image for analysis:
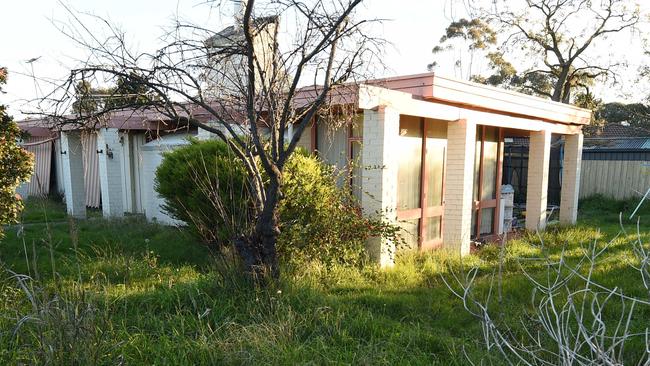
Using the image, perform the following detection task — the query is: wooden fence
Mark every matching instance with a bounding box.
[579,159,650,200]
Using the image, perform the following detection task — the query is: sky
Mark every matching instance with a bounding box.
[2,0,452,118]
[0,0,646,119]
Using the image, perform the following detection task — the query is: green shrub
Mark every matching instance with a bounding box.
[0,67,34,239]
[279,151,376,267]
[155,139,251,246]
[156,139,399,266]
[579,193,650,216]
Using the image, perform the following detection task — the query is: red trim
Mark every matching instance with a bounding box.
[418,118,427,248]
[493,128,504,234]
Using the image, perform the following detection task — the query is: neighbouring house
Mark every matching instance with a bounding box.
[17,72,590,264]
[17,108,209,224]
[579,123,650,200]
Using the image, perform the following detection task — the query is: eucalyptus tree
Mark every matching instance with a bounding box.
[430,0,641,103]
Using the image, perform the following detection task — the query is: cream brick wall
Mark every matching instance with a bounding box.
[560,133,583,224]
[60,131,86,218]
[526,130,552,231]
[361,106,400,266]
[442,119,476,256]
[97,128,124,217]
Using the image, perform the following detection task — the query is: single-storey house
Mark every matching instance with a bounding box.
[17,72,590,264]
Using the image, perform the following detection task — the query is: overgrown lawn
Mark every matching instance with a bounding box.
[0,196,649,365]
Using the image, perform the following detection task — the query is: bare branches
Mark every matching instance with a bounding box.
[433,0,643,103]
[39,0,384,281]
[443,230,650,365]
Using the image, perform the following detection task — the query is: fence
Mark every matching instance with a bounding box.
[579,150,650,200]
[502,142,562,205]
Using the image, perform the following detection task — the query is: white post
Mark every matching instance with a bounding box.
[361,106,400,267]
[97,128,124,217]
[442,119,477,256]
[60,131,86,218]
[526,130,552,231]
[120,132,134,213]
[560,133,583,224]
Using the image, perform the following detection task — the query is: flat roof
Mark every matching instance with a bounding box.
[296,72,592,126]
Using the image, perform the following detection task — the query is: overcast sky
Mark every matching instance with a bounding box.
[0,0,646,119]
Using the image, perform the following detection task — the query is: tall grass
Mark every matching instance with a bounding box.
[0,197,649,364]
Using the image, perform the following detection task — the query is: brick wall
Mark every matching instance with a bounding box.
[442,119,476,256]
[526,130,552,231]
[560,133,583,224]
[361,107,400,266]
[60,131,86,218]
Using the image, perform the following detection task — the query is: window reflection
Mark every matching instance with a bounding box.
[397,116,422,211]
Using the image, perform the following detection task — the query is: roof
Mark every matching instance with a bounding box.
[582,123,650,151]
[583,122,650,138]
[16,102,245,134]
[294,72,592,126]
[583,137,650,150]
[19,72,592,136]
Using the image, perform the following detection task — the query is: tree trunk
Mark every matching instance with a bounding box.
[255,181,281,280]
[552,66,570,102]
[561,80,572,104]
[234,176,281,284]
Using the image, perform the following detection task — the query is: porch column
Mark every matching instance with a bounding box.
[60,131,86,218]
[525,130,552,231]
[560,133,583,225]
[361,106,400,267]
[443,119,476,256]
[97,128,124,217]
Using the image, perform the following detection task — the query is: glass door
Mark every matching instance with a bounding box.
[396,115,447,250]
[472,126,504,238]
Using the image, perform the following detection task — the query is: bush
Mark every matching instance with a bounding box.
[156,139,399,267]
[155,139,251,246]
[278,151,399,267]
[0,68,34,239]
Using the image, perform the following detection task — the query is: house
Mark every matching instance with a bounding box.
[294,74,589,264]
[17,73,590,263]
[579,123,650,200]
[16,0,591,262]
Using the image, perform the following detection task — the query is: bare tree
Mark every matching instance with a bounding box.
[36,0,382,282]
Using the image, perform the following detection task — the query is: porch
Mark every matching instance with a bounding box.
[348,73,590,265]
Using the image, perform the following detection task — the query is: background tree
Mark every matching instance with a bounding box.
[72,73,156,114]
[0,67,34,239]
[41,0,382,282]
[430,0,641,104]
[597,102,650,128]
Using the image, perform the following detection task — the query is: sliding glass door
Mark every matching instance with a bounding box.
[396,115,447,250]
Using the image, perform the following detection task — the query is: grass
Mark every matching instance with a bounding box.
[0,195,649,364]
